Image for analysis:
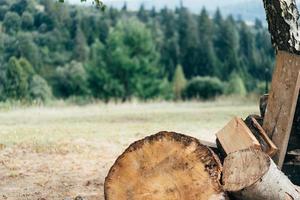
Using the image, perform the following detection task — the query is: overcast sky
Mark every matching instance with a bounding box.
[67,0,260,12]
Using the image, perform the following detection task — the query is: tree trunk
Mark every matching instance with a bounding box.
[263,0,300,54]
[222,148,300,200]
[104,131,225,200]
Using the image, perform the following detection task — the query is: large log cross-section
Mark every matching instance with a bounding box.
[263,0,300,168]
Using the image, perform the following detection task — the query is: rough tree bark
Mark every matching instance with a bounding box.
[104,131,225,200]
[263,0,300,54]
[222,148,300,200]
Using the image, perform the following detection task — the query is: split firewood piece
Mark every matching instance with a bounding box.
[222,148,300,200]
[104,131,226,200]
[244,116,278,157]
[216,117,261,155]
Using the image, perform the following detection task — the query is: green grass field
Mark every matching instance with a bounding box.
[0,101,259,200]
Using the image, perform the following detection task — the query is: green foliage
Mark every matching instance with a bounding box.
[172,65,187,100]
[87,39,121,101]
[104,18,162,101]
[16,33,40,68]
[0,0,275,103]
[3,11,21,34]
[29,75,52,102]
[5,57,29,99]
[73,26,89,62]
[225,72,247,96]
[183,76,224,100]
[53,61,89,97]
[21,11,34,30]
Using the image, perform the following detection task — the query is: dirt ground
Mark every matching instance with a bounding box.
[0,102,258,199]
[0,139,125,200]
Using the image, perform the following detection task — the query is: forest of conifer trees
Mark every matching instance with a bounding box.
[0,0,275,102]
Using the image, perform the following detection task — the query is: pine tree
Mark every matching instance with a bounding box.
[214,17,241,80]
[172,65,187,100]
[197,8,218,77]
[137,4,148,22]
[73,25,89,62]
[177,6,199,78]
[105,19,161,101]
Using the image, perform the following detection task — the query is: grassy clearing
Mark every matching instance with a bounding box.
[0,100,259,148]
[0,100,259,199]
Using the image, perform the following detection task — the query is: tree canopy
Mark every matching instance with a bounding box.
[0,0,275,102]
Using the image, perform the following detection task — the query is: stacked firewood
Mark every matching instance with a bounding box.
[104,93,299,200]
[104,0,300,198]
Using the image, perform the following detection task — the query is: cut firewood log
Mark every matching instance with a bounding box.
[104,131,225,200]
[222,148,300,200]
[216,117,261,155]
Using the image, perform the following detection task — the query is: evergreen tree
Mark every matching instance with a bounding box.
[73,25,89,62]
[0,1,276,101]
[214,17,241,80]
[172,65,187,100]
[105,19,161,100]
[239,21,255,67]
[87,39,113,100]
[121,2,127,12]
[197,8,218,77]
[137,4,148,22]
[177,6,199,78]
[159,8,179,79]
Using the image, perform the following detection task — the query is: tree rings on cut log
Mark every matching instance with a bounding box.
[222,148,270,192]
[104,131,225,200]
[223,148,300,200]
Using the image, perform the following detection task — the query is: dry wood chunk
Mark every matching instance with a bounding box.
[105,131,225,200]
[223,148,300,200]
[216,117,261,155]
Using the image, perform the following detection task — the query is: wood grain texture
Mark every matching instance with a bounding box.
[222,148,270,192]
[223,149,300,200]
[104,131,225,200]
[216,117,261,155]
[263,51,300,168]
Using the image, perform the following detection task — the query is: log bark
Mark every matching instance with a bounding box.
[222,148,300,200]
[104,131,225,200]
